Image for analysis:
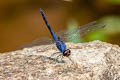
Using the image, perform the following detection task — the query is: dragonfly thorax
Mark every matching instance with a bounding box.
[63,49,71,57]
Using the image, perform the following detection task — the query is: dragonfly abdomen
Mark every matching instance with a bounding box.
[40,9,58,41]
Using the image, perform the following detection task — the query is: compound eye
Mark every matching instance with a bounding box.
[63,49,71,57]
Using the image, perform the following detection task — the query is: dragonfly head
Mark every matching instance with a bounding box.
[63,49,71,57]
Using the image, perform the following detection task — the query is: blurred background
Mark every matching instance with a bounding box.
[0,0,120,53]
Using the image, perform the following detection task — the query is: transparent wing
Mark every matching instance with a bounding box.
[56,21,105,42]
[17,37,54,49]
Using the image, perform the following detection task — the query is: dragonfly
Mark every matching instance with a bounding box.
[40,9,71,57]
[39,8,106,58]
[19,9,105,61]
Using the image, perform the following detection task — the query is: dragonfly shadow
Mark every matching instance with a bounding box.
[39,55,65,63]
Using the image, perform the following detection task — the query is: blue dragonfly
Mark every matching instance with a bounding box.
[40,9,71,57]
[19,9,105,61]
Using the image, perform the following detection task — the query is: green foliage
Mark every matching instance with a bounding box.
[86,30,107,42]
[109,0,120,4]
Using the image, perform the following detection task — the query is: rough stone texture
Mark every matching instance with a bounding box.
[0,40,120,80]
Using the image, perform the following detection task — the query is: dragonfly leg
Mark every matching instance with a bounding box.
[59,54,64,61]
[56,54,63,60]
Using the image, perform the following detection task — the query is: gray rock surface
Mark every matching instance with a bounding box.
[0,40,120,80]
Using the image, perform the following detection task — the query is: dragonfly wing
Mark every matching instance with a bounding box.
[78,21,105,36]
[56,29,68,41]
[56,21,105,42]
[17,37,54,49]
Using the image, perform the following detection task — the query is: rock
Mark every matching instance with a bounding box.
[0,40,120,80]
